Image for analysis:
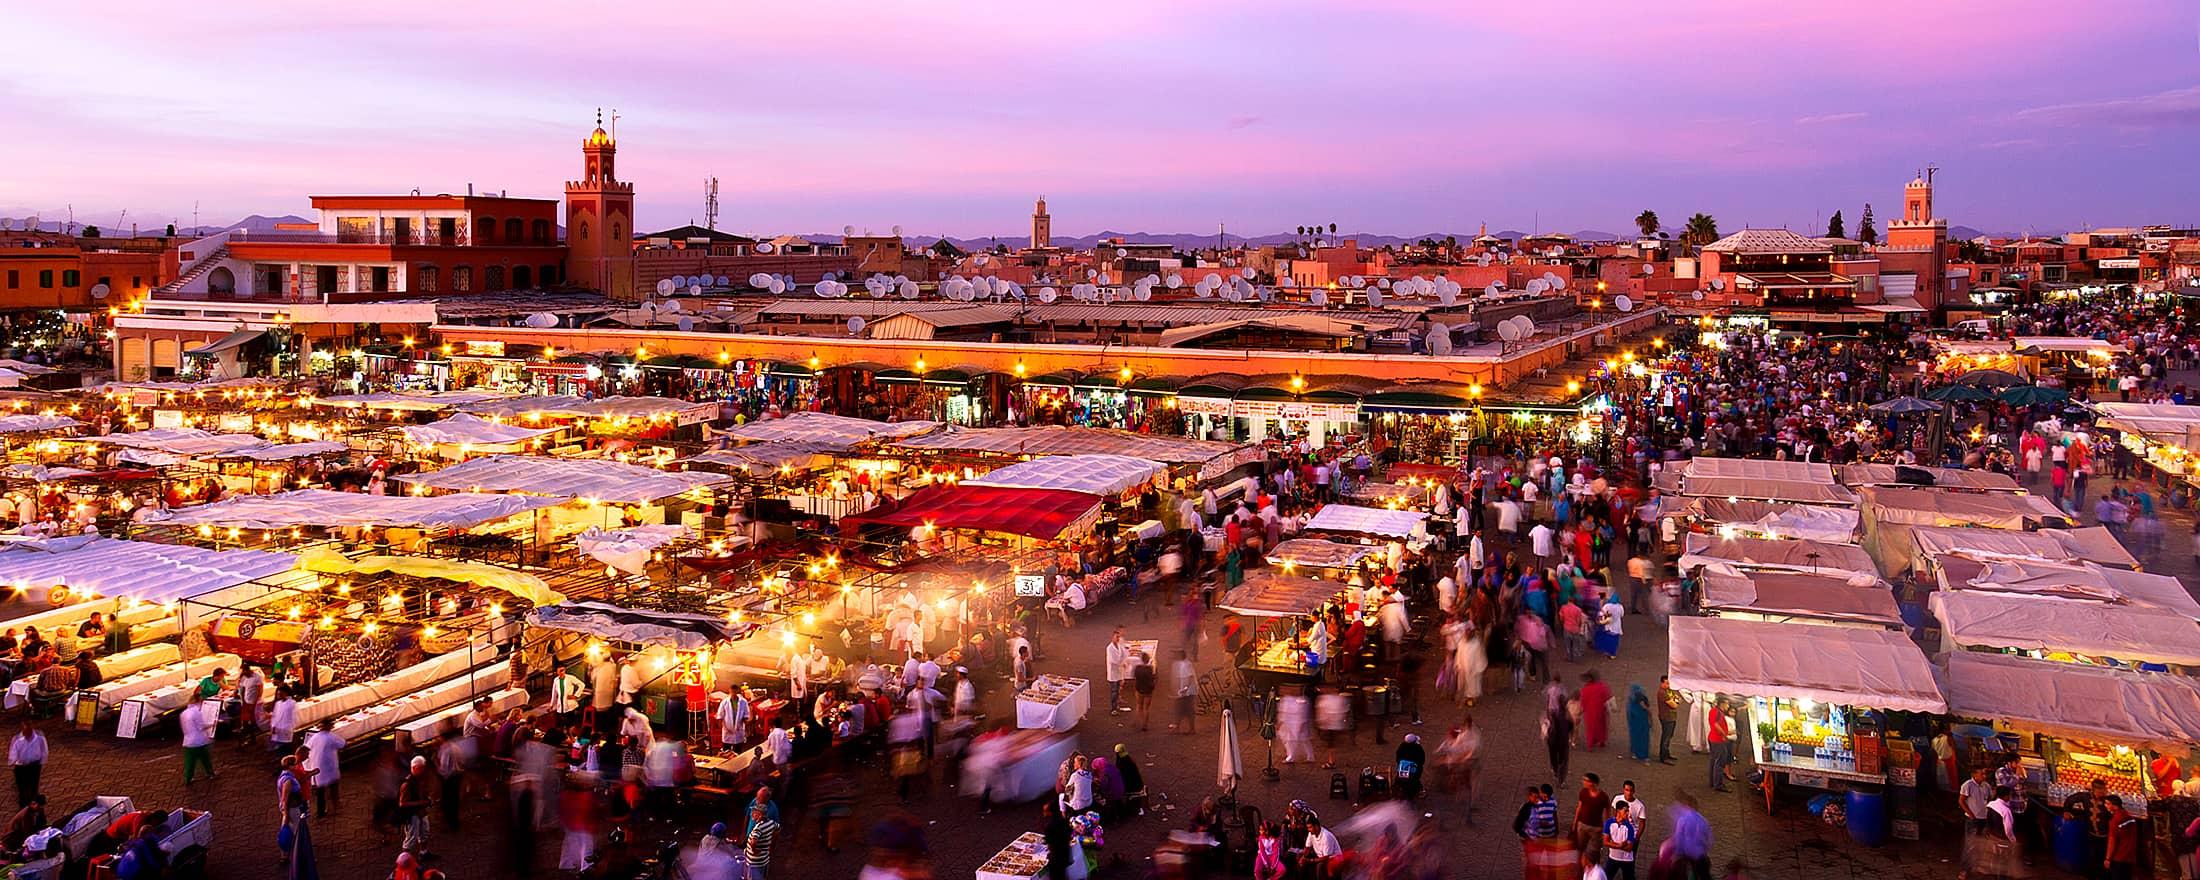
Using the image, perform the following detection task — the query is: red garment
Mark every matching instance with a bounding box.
[2108,809,2141,864]
[1707,709,1731,745]
[2152,756,2183,798]
[1579,680,1612,750]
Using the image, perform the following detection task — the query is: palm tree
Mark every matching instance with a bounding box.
[1634,210,1660,238]
[1684,213,1720,249]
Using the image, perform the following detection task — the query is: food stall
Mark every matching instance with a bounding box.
[1668,616,1945,841]
[1930,588,2200,670]
[1696,570,1903,631]
[1941,651,2200,818]
[1217,569,1352,692]
[1015,673,1093,732]
[1656,456,1861,507]
[1667,497,1862,544]
[977,830,1084,880]
[2089,402,2200,491]
[1266,538,1381,578]
[1676,533,1882,583]
[1858,485,2072,577]
[1300,504,1428,543]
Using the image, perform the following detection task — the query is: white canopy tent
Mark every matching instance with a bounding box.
[1908,525,2139,573]
[1678,533,1880,582]
[0,415,79,435]
[156,489,563,530]
[90,428,272,457]
[893,425,1261,481]
[400,413,564,451]
[395,455,732,503]
[1839,463,2023,493]
[1930,590,2200,666]
[965,454,1164,496]
[715,411,937,447]
[680,441,839,476]
[312,390,512,412]
[1667,616,1945,713]
[1667,457,1859,506]
[1677,498,1861,543]
[1698,570,1903,629]
[0,536,297,606]
[1940,557,2200,619]
[204,441,349,462]
[1941,652,2200,751]
[1302,504,1428,539]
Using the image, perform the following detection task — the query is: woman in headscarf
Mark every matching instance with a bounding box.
[1113,744,1147,815]
[1626,683,1653,763]
[1091,756,1125,816]
[1393,734,1427,800]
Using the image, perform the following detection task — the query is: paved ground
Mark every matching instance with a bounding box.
[14,474,2196,880]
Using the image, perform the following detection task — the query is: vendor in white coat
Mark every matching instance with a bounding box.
[303,719,345,817]
[716,688,752,750]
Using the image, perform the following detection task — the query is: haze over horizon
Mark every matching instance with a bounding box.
[7,1,2199,238]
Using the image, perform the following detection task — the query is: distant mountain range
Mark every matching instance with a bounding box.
[0,213,310,237]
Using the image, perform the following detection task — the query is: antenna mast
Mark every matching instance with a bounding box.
[704,177,720,231]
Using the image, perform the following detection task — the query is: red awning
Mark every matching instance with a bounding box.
[844,484,1102,540]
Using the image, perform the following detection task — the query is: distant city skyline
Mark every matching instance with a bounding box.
[6,1,2198,238]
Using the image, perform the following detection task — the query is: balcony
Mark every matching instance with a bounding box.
[233,229,472,247]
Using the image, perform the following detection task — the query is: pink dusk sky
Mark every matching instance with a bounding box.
[6,1,2198,238]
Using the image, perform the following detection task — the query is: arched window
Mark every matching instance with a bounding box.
[485,265,506,290]
[453,266,473,292]
[512,266,532,289]
[504,218,524,244]
[532,219,552,244]
[477,217,497,243]
[206,266,236,294]
[539,264,559,286]
[417,266,440,292]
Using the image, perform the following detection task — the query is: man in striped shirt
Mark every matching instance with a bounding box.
[743,803,779,879]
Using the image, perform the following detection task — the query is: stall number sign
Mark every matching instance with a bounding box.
[1014,575,1046,597]
[151,409,186,429]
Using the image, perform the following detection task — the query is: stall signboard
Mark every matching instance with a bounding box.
[218,413,255,433]
[463,340,507,357]
[1177,396,1233,417]
[1234,400,1360,422]
[1014,574,1046,597]
[152,409,186,429]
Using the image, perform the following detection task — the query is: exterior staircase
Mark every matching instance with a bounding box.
[157,245,228,295]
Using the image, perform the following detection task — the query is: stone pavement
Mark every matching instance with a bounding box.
[12,482,2194,880]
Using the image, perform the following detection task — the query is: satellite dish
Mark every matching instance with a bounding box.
[1711,278,1727,291]
[1518,317,1538,337]
[1477,254,1492,266]
[662,299,683,312]
[1377,277,1392,289]
[1242,267,1257,279]
[1366,286,1385,308]
[1309,289,1329,307]
[1427,324,1453,356]
[1497,322,1522,342]
[675,316,694,332]
[1615,294,1635,313]
[847,316,866,335]
[688,284,703,297]
[892,225,902,236]
[1115,248,1128,257]
[1483,282,1501,298]
[1143,274,1160,286]
[748,273,772,289]
[1038,287,1058,304]
[1437,285,1457,308]
[1165,274,1183,289]
[670,274,688,288]
[1551,276,1567,291]
[1692,290,1706,301]
[1134,285,1152,302]
[657,278,676,295]
[768,279,785,294]
[898,280,919,299]
[843,225,856,237]
[524,312,557,328]
[1525,279,1549,295]
[1642,263,1656,276]
[756,242,774,254]
[1202,273,1223,288]
[88,282,111,300]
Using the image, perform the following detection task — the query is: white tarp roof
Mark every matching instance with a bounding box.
[894,425,1261,480]
[91,428,272,456]
[2014,336,2125,355]
[1931,590,2200,666]
[1668,616,1945,713]
[400,413,564,449]
[0,536,296,604]
[1268,538,1381,571]
[577,525,690,575]
[1942,651,2200,750]
[2090,402,2200,445]
[1679,533,1880,581]
[1910,525,2138,569]
[681,441,838,476]
[1839,463,2022,492]
[1679,498,1860,543]
[205,441,349,461]
[1862,486,2067,529]
[313,390,512,412]
[1951,558,2200,619]
[715,411,937,447]
[966,454,1164,496]
[1671,457,1858,506]
[395,455,731,503]
[1699,570,1902,628]
[157,489,563,530]
[0,415,79,435]
[1303,504,1429,538]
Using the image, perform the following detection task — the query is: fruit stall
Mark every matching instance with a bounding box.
[1942,651,2200,819]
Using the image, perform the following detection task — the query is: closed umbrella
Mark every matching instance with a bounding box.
[1924,384,1992,402]
[1997,385,2070,407]
[1218,708,1242,796]
[1867,396,1940,415]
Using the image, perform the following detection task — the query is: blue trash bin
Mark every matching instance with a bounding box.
[1846,788,1888,847]
[2053,814,2090,873]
